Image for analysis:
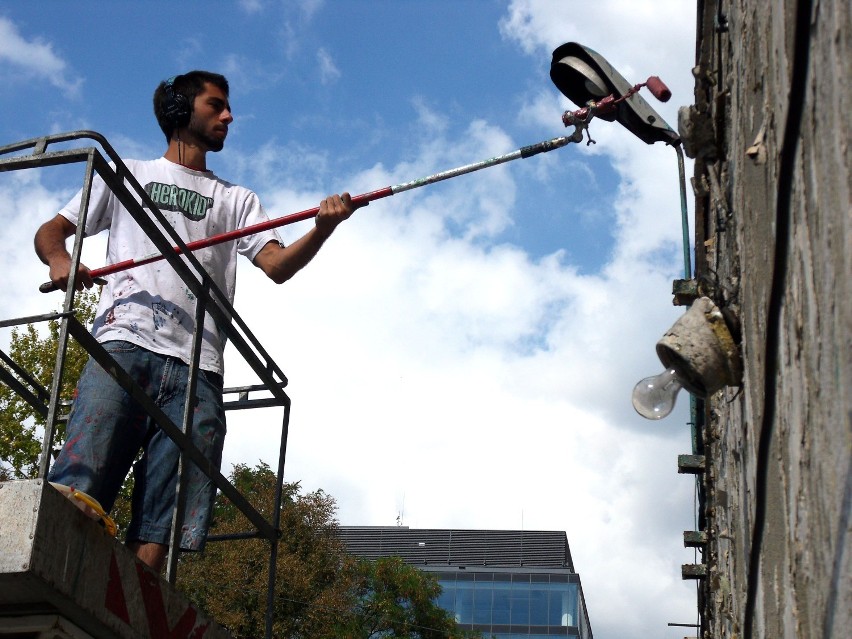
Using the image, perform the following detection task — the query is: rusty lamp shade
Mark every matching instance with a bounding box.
[549,42,680,145]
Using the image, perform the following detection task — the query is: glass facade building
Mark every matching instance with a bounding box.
[433,567,590,638]
[338,527,593,639]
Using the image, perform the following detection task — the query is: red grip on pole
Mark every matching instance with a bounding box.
[645,76,671,102]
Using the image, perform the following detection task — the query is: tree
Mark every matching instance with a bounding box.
[179,462,354,638]
[338,556,478,639]
[180,463,478,639]
[0,291,98,479]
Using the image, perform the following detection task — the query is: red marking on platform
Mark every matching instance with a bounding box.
[136,563,210,638]
[104,552,130,624]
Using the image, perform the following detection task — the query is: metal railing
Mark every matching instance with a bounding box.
[0,131,289,638]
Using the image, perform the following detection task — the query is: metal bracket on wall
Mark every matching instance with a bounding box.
[682,563,708,579]
[683,530,708,548]
[672,278,700,306]
[678,454,707,474]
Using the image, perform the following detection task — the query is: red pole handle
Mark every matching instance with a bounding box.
[38,133,577,293]
[38,189,390,293]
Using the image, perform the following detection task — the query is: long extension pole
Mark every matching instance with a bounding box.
[40,75,672,293]
[40,135,578,293]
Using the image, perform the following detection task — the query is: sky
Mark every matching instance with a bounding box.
[0,2,701,637]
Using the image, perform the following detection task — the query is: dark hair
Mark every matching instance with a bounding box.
[153,70,229,142]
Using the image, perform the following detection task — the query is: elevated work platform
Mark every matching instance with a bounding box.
[0,480,232,639]
[1,131,292,638]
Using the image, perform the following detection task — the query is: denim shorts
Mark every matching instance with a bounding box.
[48,340,226,551]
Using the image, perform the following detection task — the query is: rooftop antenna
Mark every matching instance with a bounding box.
[396,493,405,527]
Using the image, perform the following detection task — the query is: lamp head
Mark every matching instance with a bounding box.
[550,42,679,145]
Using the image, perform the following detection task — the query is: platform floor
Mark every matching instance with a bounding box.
[0,479,232,639]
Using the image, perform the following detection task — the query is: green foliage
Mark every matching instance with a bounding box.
[180,463,478,639]
[0,291,98,479]
[339,556,478,639]
[179,462,355,638]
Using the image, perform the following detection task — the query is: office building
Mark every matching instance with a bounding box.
[339,527,593,639]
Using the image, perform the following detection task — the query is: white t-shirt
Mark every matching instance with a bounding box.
[59,157,281,375]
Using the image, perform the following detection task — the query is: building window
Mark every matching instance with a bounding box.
[492,579,511,624]
[435,572,581,638]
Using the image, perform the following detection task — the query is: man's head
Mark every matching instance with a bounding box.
[153,71,230,143]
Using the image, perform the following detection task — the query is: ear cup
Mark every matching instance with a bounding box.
[163,77,191,128]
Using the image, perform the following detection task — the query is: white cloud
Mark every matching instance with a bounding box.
[216,105,693,639]
[238,0,265,14]
[499,0,695,131]
[215,5,700,638]
[0,17,82,96]
[296,0,325,22]
[175,37,204,70]
[0,170,107,355]
[316,47,341,85]
[276,0,327,60]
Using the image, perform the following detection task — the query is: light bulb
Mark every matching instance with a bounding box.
[632,368,682,420]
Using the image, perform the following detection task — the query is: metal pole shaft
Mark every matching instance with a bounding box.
[40,136,575,292]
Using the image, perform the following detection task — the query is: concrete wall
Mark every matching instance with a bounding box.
[0,480,232,639]
[686,0,850,636]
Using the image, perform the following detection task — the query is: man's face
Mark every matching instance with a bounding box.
[186,82,233,152]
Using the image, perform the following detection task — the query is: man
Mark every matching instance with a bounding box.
[34,71,359,571]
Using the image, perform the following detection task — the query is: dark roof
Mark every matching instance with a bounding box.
[338,526,575,571]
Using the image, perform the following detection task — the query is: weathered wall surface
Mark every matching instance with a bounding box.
[687,0,850,637]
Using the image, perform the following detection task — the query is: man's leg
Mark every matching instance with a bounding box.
[48,343,152,513]
[126,363,227,567]
[127,541,168,572]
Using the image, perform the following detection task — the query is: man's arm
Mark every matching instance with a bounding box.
[253,193,360,284]
[34,214,95,291]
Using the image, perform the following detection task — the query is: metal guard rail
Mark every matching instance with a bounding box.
[0,131,292,639]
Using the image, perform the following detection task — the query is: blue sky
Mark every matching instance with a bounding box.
[2,0,620,268]
[1,2,700,638]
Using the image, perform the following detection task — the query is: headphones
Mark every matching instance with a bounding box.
[162,76,191,128]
